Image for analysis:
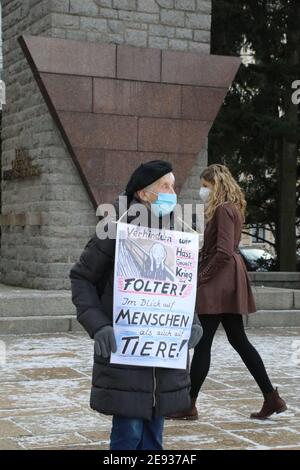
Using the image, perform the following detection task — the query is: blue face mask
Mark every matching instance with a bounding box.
[148,192,177,217]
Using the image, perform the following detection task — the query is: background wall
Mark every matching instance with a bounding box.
[0,0,211,289]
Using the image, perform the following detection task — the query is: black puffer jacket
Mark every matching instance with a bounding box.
[69,197,192,420]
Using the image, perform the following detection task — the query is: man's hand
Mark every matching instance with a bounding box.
[94,325,117,358]
[188,313,203,349]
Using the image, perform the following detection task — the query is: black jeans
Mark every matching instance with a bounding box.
[190,313,274,398]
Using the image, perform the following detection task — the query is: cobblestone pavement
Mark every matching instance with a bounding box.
[0,327,299,450]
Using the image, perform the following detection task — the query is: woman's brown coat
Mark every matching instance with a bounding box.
[196,202,256,315]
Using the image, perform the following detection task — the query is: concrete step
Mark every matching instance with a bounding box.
[2,311,300,334]
[249,271,300,290]
[0,284,80,334]
[252,286,300,310]
[0,315,83,335]
[0,293,74,317]
[0,283,300,334]
[246,310,300,328]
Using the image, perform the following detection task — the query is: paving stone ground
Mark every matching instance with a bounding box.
[0,327,299,450]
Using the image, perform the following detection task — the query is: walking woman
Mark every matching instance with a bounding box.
[169,164,287,421]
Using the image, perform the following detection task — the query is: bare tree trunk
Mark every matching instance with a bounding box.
[278,0,300,271]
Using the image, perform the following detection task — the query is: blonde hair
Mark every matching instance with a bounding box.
[200,164,246,223]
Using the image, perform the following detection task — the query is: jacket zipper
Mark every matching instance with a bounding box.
[152,367,157,407]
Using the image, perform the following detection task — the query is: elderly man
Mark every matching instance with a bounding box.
[69,160,202,451]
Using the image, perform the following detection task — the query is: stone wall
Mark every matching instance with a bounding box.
[0,0,211,289]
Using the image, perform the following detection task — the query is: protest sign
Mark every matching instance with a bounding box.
[110,223,199,369]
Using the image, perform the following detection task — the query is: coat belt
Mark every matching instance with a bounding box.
[201,248,241,257]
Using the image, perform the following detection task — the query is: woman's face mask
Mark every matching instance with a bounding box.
[199,187,212,204]
[147,191,177,217]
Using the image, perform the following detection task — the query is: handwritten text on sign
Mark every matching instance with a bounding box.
[110,223,199,369]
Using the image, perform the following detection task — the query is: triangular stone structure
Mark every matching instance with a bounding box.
[19,35,241,208]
